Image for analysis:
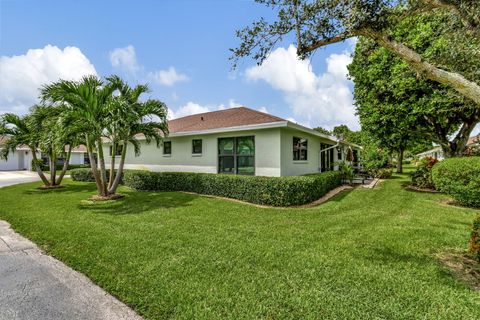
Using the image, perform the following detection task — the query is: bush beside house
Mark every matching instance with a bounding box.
[123,171,342,207]
[411,156,438,189]
[470,216,480,262]
[432,157,480,208]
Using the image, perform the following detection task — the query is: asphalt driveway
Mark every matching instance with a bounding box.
[0,171,41,188]
[0,174,143,320]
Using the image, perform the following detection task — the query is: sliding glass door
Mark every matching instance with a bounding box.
[218,136,255,175]
[320,143,335,172]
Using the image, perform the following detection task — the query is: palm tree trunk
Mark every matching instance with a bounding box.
[31,148,50,186]
[50,151,56,186]
[56,145,72,186]
[86,138,103,195]
[96,137,108,196]
[108,141,127,194]
[108,142,116,189]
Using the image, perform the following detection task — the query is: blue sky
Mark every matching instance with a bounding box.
[0,0,359,130]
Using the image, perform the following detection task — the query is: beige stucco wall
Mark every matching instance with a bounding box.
[103,128,282,176]
[279,128,349,176]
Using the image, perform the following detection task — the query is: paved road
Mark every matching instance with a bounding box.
[0,174,143,320]
[0,171,41,188]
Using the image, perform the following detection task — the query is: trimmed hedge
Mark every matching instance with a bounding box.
[470,216,480,262]
[432,157,480,208]
[123,171,343,207]
[70,168,123,183]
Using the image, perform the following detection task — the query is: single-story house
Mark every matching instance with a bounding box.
[416,134,480,160]
[0,136,88,171]
[103,107,361,177]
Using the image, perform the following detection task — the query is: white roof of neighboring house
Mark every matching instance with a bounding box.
[0,135,86,153]
[416,134,480,157]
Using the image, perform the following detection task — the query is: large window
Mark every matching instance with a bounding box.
[192,139,202,154]
[321,143,335,171]
[218,136,255,175]
[163,141,171,155]
[293,137,308,160]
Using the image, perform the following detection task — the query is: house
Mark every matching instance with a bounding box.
[103,107,361,177]
[0,135,88,171]
[416,134,480,160]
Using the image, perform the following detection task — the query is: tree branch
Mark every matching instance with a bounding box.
[359,28,480,106]
[298,32,353,55]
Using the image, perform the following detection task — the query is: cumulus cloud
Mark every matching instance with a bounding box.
[168,99,242,120]
[245,44,359,130]
[109,45,140,74]
[149,66,189,86]
[0,45,97,114]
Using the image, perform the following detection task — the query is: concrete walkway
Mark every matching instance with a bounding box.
[0,180,143,319]
[0,171,41,188]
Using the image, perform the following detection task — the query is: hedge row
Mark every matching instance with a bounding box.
[70,168,122,183]
[123,170,342,207]
[432,157,480,208]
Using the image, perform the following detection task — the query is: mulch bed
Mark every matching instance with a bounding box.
[405,185,440,193]
[437,250,480,291]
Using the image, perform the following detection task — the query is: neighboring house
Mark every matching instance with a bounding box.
[0,135,88,171]
[417,134,480,160]
[103,107,361,177]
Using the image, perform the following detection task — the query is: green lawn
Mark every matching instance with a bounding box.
[0,173,478,319]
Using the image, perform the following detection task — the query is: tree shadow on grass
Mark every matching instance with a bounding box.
[327,188,355,203]
[77,190,197,215]
[22,182,98,195]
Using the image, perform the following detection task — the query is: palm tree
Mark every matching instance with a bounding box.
[0,113,50,186]
[105,75,168,194]
[41,75,115,197]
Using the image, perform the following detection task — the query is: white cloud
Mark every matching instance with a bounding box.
[109,45,140,74]
[0,45,97,114]
[168,99,242,119]
[245,45,359,130]
[258,107,269,114]
[149,66,189,86]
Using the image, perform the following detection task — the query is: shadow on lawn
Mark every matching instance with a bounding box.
[77,190,197,215]
[22,182,98,195]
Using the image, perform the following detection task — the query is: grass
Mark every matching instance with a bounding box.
[0,171,479,319]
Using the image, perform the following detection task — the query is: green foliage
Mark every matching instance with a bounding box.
[313,127,331,135]
[123,171,342,207]
[411,157,438,189]
[470,216,480,262]
[361,144,390,172]
[370,168,393,179]
[70,168,95,182]
[432,157,480,207]
[339,162,354,185]
[349,15,480,158]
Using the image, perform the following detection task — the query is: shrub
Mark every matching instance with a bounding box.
[411,156,438,189]
[432,157,480,207]
[123,171,343,207]
[71,168,95,181]
[470,216,480,262]
[370,168,393,179]
[70,168,123,183]
[362,147,390,172]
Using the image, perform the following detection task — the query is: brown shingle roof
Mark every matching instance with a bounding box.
[167,107,285,133]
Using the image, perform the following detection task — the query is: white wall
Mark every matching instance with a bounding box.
[69,153,85,165]
[0,149,35,171]
[280,128,341,176]
[103,128,282,176]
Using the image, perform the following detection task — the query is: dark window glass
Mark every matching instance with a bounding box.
[337,148,342,160]
[192,139,202,154]
[218,136,255,175]
[163,141,171,155]
[321,143,334,171]
[218,156,235,173]
[293,137,308,160]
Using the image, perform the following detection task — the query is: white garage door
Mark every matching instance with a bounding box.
[0,151,26,171]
